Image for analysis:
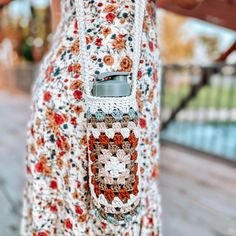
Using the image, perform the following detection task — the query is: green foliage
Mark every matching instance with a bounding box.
[21,38,33,62]
[163,83,236,109]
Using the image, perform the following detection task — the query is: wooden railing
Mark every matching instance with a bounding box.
[160,63,236,160]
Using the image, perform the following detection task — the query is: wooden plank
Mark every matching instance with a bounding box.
[160,144,236,236]
[0,189,21,236]
[0,92,30,209]
[161,184,236,236]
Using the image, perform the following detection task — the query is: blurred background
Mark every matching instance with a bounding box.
[0,0,236,235]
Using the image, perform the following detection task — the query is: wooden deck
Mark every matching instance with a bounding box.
[160,144,236,236]
[0,91,236,236]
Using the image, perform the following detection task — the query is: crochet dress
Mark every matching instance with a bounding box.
[21,0,161,235]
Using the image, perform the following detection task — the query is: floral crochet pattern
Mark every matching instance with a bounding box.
[20,0,162,235]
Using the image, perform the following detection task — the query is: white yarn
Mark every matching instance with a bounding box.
[91,127,136,139]
[86,98,138,114]
[76,0,146,103]
[92,194,139,210]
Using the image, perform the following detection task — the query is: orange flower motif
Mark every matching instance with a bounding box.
[80,135,88,147]
[103,4,118,12]
[112,37,126,51]
[72,191,79,199]
[68,63,81,74]
[62,140,70,152]
[45,108,55,121]
[151,163,159,179]
[113,133,124,145]
[74,105,84,115]
[118,188,130,201]
[140,166,145,174]
[152,106,158,120]
[151,146,158,157]
[70,79,83,90]
[143,17,149,33]
[99,133,109,145]
[104,188,115,202]
[43,165,52,176]
[77,214,87,223]
[64,174,69,186]
[128,132,138,148]
[39,154,47,164]
[102,27,111,37]
[70,39,80,54]
[148,88,154,103]
[86,35,94,44]
[30,144,36,155]
[136,90,143,112]
[36,137,44,147]
[103,55,114,66]
[120,56,132,72]
[131,151,138,161]
[56,156,63,168]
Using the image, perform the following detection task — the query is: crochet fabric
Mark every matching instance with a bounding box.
[79,0,145,225]
[20,0,161,235]
[87,104,140,225]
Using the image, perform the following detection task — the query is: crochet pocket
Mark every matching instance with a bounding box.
[86,97,141,225]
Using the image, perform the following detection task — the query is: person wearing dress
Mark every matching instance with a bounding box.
[20,0,202,235]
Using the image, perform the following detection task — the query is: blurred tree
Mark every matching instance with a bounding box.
[22,4,51,62]
[198,35,219,60]
[0,0,51,63]
[159,12,195,63]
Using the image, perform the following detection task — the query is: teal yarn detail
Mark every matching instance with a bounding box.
[106,215,119,225]
[128,107,137,119]
[124,214,132,223]
[111,108,123,121]
[95,109,105,121]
